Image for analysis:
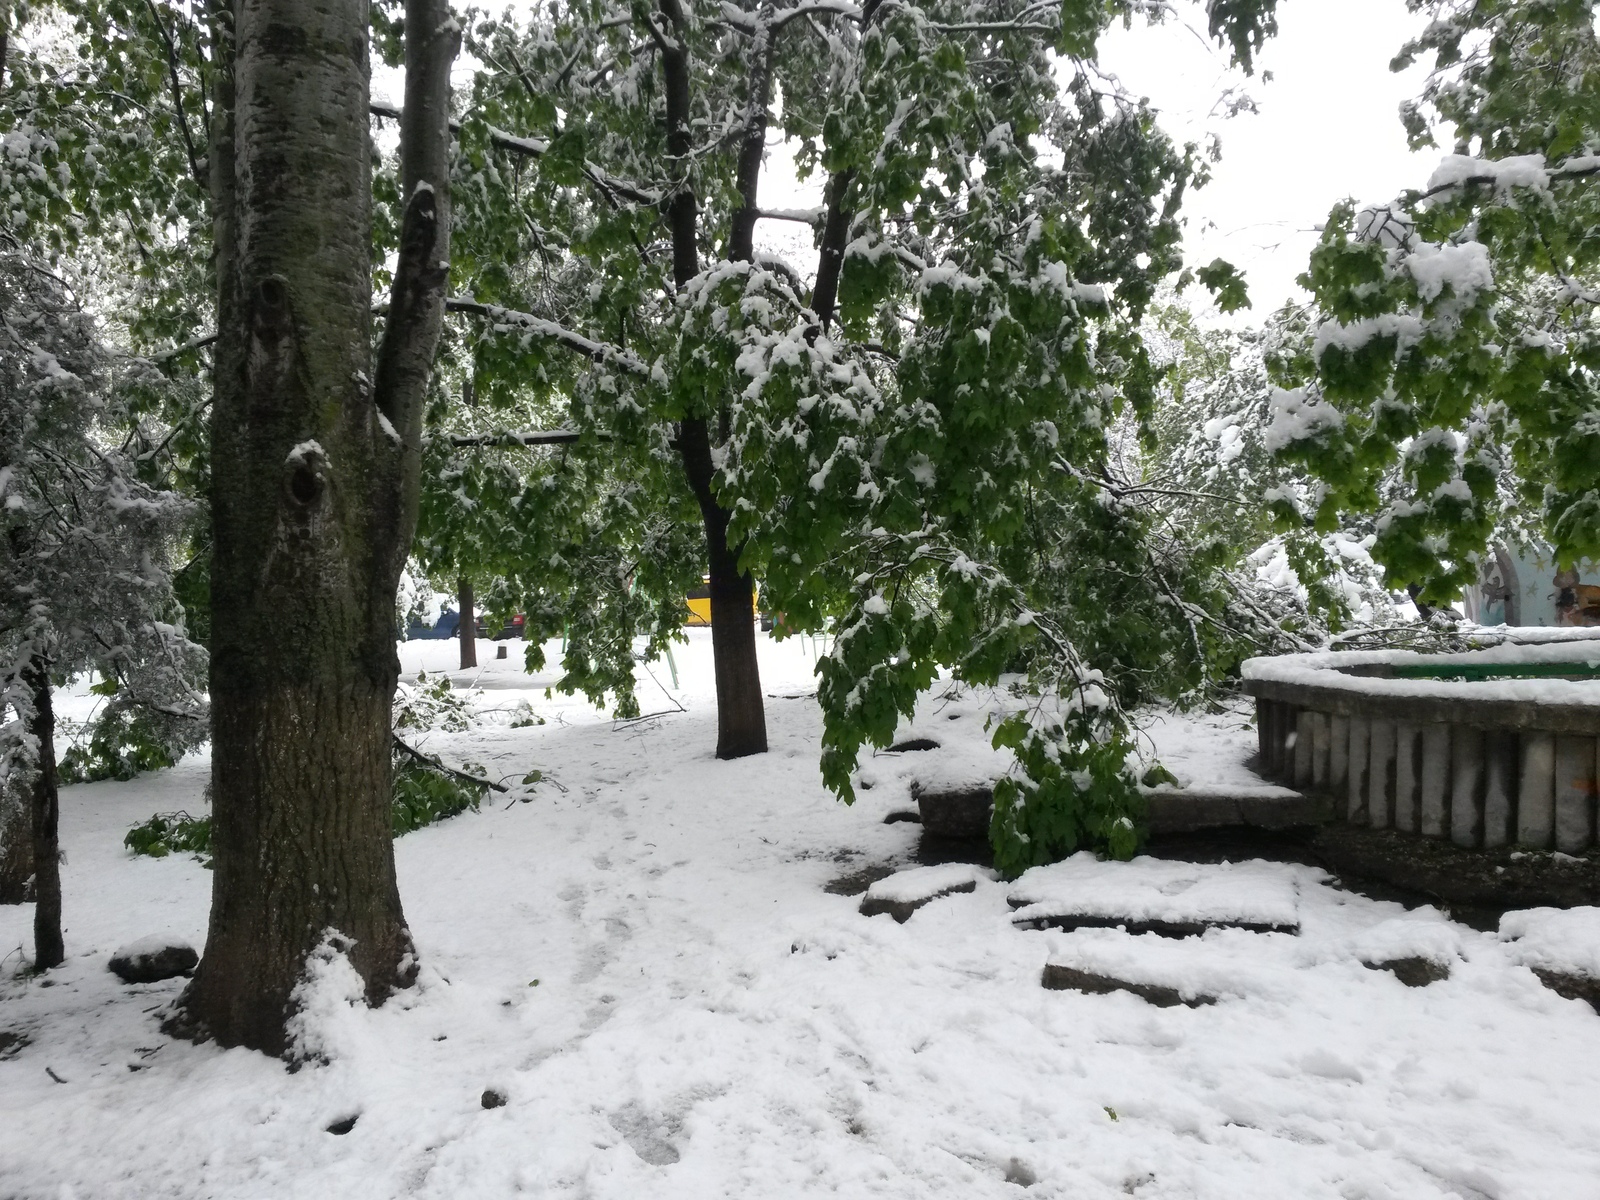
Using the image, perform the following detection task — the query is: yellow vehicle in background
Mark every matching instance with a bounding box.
[684,577,764,628]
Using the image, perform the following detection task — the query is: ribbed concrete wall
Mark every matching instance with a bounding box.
[1252,696,1599,852]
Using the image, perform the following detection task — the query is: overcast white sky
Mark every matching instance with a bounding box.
[1096,0,1437,314]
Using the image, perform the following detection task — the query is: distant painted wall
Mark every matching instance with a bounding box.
[1462,544,1600,627]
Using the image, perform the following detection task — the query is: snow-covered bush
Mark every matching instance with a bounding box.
[393,671,473,733]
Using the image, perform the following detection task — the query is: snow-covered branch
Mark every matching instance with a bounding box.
[719,1,863,35]
[445,297,648,375]
[445,429,586,447]
[373,102,663,208]
[757,207,825,226]
[1417,151,1600,202]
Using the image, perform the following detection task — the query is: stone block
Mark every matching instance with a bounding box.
[1041,963,1216,1008]
[1394,723,1421,833]
[1518,733,1556,848]
[1367,720,1396,829]
[1420,724,1451,839]
[1346,716,1370,824]
[108,938,197,984]
[1329,714,1351,795]
[1554,736,1597,853]
[1482,731,1517,849]
[1451,729,1484,848]
[912,783,992,839]
[1294,709,1314,788]
[1310,711,1331,790]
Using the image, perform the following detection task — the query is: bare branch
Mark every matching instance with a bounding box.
[142,0,205,190]
[394,733,510,793]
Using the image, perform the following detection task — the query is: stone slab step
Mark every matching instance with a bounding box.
[1142,785,1334,834]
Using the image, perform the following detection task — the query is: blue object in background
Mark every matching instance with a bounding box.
[406,607,460,640]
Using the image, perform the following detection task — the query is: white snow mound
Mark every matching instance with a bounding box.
[1500,906,1600,978]
[284,930,369,1064]
[863,863,995,905]
[1346,916,1461,967]
[1010,853,1303,930]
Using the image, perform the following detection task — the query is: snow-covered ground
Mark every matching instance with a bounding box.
[3,630,1600,1198]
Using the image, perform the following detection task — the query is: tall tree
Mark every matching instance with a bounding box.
[446,0,1283,863]
[167,0,458,1052]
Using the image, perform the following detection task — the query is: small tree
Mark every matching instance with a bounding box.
[0,245,206,964]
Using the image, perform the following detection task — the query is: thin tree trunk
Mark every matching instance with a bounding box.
[809,167,855,334]
[171,0,456,1054]
[23,661,63,969]
[458,577,476,669]
[680,420,767,757]
[0,699,32,899]
[808,1,883,336]
[660,0,767,759]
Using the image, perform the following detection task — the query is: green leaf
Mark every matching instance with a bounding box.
[1195,258,1251,313]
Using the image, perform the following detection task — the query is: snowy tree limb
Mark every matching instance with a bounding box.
[445,429,587,447]
[445,297,648,374]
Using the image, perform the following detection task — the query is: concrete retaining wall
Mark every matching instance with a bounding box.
[1245,681,1600,853]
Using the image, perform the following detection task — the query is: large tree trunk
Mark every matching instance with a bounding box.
[22,661,62,968]
[660,0,767,759]
[458,577,476,669]
[171,0,456,1054]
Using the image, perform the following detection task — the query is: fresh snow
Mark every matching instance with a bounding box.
[1133,701,1296,798]
[1008,855,1302,931]
[864,863,994,906]
[1499,907,1600,979]
[1426,153,1550,195]
[3,631,1600,1198]
[1243,631,1600,705]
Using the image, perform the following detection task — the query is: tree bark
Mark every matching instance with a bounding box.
[171,0,456,1054]
[679,419,767,757]
[23,661,63,969]
[660,0,767,759]
[809,167,855,334]
[458,576,476,669]
[807,1,884,336]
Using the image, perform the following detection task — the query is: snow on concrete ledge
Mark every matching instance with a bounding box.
[1242,629,1600,708]
[1008,854,1303,935]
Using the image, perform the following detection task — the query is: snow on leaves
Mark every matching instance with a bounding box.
[428,0,1283,861]
[1275,0,1600,601]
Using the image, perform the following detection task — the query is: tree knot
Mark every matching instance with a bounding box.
[283,440,329,509]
